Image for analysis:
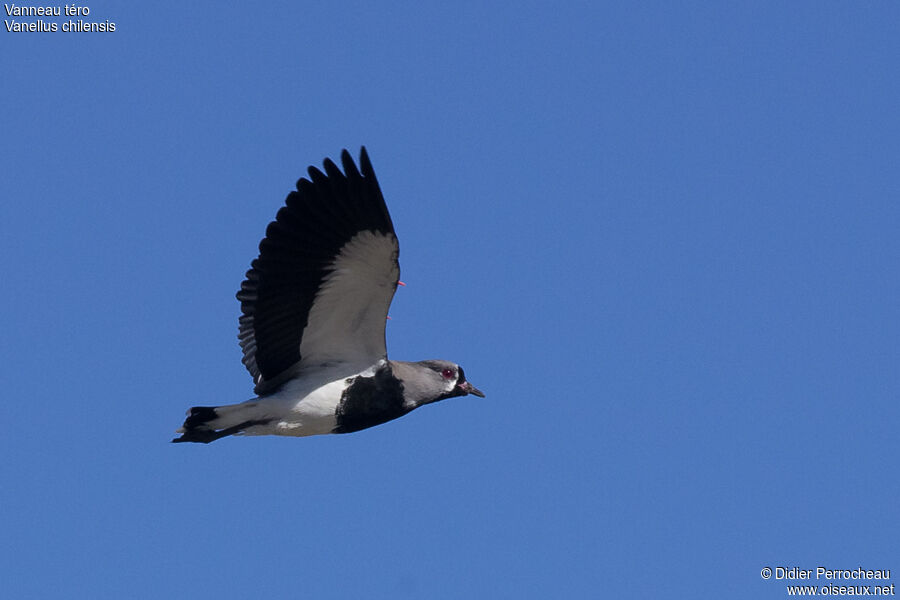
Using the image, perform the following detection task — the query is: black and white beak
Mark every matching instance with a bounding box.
[455,366,485,397]
[457,380,485,398]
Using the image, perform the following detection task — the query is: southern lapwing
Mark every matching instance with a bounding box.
[172,147,484,443]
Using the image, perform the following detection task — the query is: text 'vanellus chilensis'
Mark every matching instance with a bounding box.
[173,148,484,443]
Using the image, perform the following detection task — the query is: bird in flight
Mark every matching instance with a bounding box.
[173,147,484,443]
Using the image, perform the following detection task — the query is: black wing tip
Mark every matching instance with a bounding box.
[340,148,360,179]
[322,157,345,180]
[307,164,327,183]
[308,147,370,182]
[337,147,371,178]
[358,146,375,179]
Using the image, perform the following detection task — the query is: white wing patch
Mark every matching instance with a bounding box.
[299,230,399,371]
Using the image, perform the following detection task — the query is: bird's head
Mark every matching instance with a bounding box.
[396,359,485,408]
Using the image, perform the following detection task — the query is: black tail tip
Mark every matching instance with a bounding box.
[171,406,220,444]
[171,431,220,444]
[183,406,218,429]
[172,405,270,444]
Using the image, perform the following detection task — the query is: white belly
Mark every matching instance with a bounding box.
[240,375,350,437]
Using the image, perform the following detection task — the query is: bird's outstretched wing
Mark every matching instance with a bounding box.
[236,147,400,394]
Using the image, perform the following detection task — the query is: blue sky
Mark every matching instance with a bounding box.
[2,2,898,598]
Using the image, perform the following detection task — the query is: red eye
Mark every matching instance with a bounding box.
[441,369,454,379]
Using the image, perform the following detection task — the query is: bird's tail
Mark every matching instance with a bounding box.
[171,402,270,444]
